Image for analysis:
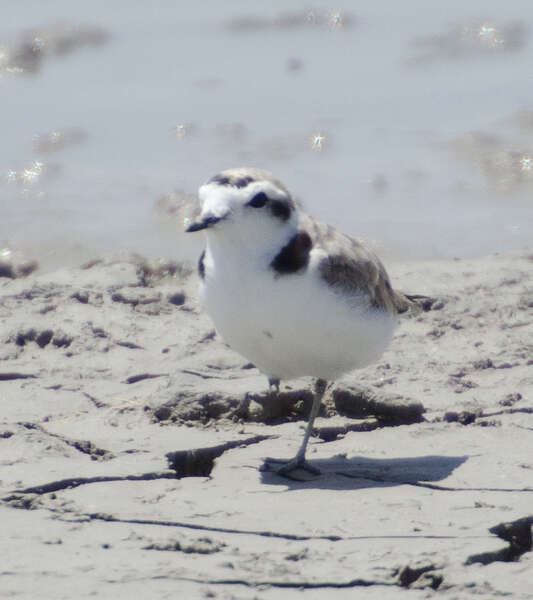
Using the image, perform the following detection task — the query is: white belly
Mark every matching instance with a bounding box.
[200,249,396,381]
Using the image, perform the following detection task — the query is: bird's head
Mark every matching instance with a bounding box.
[186,168,298,249]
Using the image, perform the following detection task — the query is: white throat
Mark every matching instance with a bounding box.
[205,212,298,268]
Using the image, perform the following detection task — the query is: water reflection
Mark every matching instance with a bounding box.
[227,8,355,32]
[0,21,110,77]
[409,20,527,64]
[32,128,87,154]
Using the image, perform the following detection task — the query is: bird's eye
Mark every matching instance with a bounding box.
[247,192,268,208]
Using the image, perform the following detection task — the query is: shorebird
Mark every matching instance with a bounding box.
[186,168,416,476]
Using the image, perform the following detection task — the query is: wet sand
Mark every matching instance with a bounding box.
[1,250,532,598]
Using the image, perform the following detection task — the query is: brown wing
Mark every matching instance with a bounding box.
[303,216,413,315]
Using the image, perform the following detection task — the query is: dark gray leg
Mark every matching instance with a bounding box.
[265,379,327,477]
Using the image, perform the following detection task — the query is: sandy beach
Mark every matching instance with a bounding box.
[1,249,532,598]
[2,1,533,597]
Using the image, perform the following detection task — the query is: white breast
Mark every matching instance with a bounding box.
[200,244,397,381]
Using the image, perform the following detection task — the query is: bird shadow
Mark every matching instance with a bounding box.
[259,454,469,490]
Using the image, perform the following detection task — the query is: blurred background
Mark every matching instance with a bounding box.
[2,0,533,270]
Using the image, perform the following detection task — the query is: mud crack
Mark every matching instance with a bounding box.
[396,563,443,590]
[123,373,168,384]
[166,434,275,477]
[6,471,177,496]
[172,575,394,589]
[20,422,114,460]
[68,513,458,546]
[82,513,344,541]
[0,372,38,381]
[466,515,533,565]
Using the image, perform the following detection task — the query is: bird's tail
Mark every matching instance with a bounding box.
[394,292,437,315]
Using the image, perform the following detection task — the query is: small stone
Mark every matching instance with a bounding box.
[72,290,89,304]
[499,393,522,406]
[167,292,186,306]
[15,328,37,346]
[398,563,440,588]
[35,330,53,348]
[444,410,479,425]
[111,289,161,306]
[52,331,73,348]
[39,305,56,315]
[153,406,172,421]
[476,419,500,427]
[444,411,459,422]
[473,358,493,370]
[450,368,467,378]
[427,328,445,339]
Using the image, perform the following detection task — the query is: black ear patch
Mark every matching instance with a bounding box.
[270,199,292,221]
[271,232,312,275]
[247,192,268,208]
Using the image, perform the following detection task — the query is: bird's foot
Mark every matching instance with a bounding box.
[262,455,321,479]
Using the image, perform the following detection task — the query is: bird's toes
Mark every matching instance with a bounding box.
[262,456,322,480]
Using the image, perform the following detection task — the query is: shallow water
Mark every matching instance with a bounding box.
[1,0,533,267]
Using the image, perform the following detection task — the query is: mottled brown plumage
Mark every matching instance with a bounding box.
[300,214,416,314]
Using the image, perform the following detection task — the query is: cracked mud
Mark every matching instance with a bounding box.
[1,252,533,598]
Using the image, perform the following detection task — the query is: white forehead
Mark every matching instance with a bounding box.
[198,179,288,210]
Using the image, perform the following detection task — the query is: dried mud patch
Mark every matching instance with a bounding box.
[152,382,425,430]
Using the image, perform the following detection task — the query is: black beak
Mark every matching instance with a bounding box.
[185,215,222,232]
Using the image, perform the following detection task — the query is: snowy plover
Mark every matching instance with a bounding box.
[186,168,415,476]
